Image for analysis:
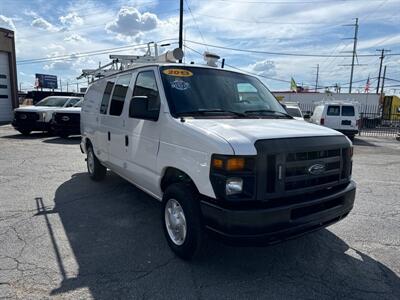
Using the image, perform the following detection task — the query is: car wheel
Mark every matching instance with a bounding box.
[18,129,31,136]
[87,145,107,181]
[162,183,203,260]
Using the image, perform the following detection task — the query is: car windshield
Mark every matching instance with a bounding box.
[73,100,83,107]
[286,107,302,118]
[160,66,289,118]
[35,97,69,107]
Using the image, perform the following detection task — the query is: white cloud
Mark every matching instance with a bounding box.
[0,15,16,31]
[59,12,83,27]
[250,59,277,77]
[64,33,86,42]
[31,17,58,32]
[105,7,159,37]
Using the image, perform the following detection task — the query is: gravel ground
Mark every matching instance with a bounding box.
[0,124,399,299]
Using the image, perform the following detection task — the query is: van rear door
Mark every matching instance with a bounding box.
[339,105,357,131]
[325,105,341,130]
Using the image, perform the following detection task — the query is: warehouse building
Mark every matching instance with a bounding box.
[0,27,18,123]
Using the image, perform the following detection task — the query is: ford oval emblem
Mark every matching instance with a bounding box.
[308,163,325,175]
[61,116,70,122]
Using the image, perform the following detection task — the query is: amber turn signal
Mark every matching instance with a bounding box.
[226,158,245,171]
[212,158,224,169]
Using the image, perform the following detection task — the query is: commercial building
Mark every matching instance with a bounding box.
[0,27,18,123]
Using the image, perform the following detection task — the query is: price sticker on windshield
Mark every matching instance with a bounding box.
[163,69,193,77]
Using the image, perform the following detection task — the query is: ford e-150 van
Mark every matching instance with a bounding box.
[80,55,356,259]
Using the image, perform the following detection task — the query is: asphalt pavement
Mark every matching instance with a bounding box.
[0,124,399,299]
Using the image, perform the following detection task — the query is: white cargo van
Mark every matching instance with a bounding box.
[80,48,356,259]
[310,102,359,140]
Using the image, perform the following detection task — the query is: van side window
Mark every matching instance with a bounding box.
[327,105,340,116]
[109,74,132,116]
[100,81,114,114]
[342,106,355,116]
[133,71,160,111]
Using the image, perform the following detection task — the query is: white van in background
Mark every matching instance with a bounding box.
[284,103,304,120]
[311,102,359,140]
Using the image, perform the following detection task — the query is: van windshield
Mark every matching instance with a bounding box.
[160,66,289,118]
[286,107,302,118]
[35,97,68,107]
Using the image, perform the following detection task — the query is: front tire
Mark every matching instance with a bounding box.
[162,183,203,260]
[18,129,31,136]
[87,145,107,181]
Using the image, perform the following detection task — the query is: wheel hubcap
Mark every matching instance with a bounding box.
[87,149,94,174]
[165,199,187,246]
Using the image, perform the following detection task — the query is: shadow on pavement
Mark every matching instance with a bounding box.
[352,137,379,147]
[0,132,50,140]
[42,136,81,145]
[40,172,399,299]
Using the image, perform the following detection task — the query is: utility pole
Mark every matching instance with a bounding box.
[376,49,391,94]
[66,81,69,93]
[76,82,79,93]
[314,64,319,92]
[59,78,62,92]
[178,0,183,63]
[380,65,387,96]
[348,18,358,93]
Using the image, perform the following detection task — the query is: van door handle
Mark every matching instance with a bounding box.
[108,132,111,141]
[125,135,129,147]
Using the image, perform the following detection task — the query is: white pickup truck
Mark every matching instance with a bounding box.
[12,96,82,135]
[80,63,356,259]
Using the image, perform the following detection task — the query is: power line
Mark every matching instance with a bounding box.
[17,39,178,65]
[184,40,400,57]
[190,12,342,26]
[184,0,208,52]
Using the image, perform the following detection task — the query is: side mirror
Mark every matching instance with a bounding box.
[129,96,159,121]
[303,114,311,119]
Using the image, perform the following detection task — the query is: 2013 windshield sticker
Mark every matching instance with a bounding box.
[163,69,193,77]
[171,79,190,91]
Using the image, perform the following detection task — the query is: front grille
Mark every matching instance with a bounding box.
[284,149,342,191]
[15,111,39,121]
[54,113,80,124]
[255,136,352,204]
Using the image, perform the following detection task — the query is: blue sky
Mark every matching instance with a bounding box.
[0,0,399,93]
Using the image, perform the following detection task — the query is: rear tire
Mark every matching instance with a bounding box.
[87,145,107,181]
[18,129,31,136]
[162,183,203,260]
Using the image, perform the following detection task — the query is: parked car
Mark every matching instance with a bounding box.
[51,100,83,138]
[285,104,304,120]
[80,64,356,259]
[12,96,82,135]
[310,101,359,140]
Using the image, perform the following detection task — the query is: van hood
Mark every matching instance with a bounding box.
[185,118,342,155]
[15,106,58,112]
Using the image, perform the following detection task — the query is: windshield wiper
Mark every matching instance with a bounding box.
[178,109,247,117]
[244,109,293,118]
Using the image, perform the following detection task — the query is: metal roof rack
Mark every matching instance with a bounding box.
[77,42,184,81]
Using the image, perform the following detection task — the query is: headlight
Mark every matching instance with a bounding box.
[210,155,256,200]
[42,112,47,120]
[225,178,243,195]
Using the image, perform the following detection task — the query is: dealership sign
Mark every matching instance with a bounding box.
[35,74,58,89]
